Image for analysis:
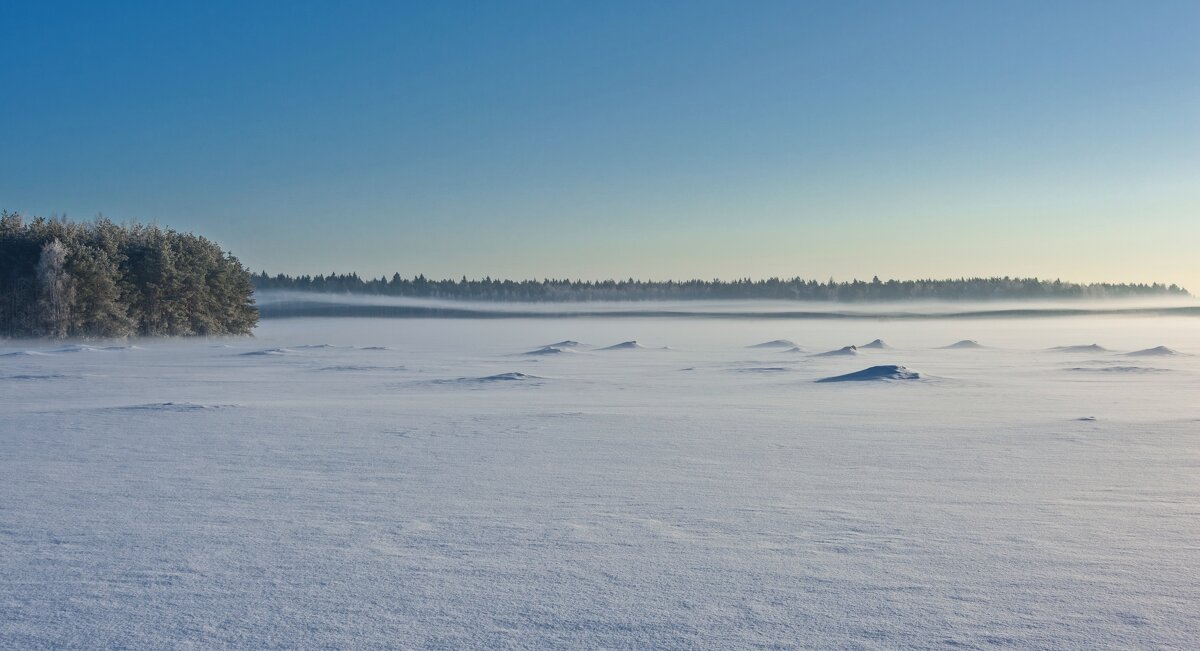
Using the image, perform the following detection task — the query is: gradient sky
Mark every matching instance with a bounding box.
[2,1,1198,290]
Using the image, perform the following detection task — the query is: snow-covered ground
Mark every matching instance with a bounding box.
[2,315,1199,648]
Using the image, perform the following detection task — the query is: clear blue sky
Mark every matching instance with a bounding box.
[2,1,1197,289]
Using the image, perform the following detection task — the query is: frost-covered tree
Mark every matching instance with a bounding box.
[35,239,75,338]
[0,212,257,338]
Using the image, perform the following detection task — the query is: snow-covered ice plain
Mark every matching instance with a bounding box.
[3,308,1200,648]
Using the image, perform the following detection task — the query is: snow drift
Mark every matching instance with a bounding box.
[816,365,923,382]
[1050,344,1110,353]
[747,339,798,349]
[941,340,985,349]
[813,345,858,357]
[600,340,647,350]
[1125,346,1184,356]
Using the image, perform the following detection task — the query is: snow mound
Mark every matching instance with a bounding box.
[542,340,586,348]
[942,340,985,349]
[816,365,923,383]
[357,346,392,351]
[296,344,340,349]
[1051,344,1109,353]
[780,346,808,354]
[733,367,789,373]
[1,350,51,357]
[523,346,576,356]
[600,340,646,350]
[814,345,858,357]
[100,345,142,351]
[860,339,891,349]
[748,339,797,349]
[1125,346,1184,357]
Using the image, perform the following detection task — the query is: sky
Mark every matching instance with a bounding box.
[2,1,1198,290]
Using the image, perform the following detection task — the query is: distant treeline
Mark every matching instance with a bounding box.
[1,212,257,338]
[253,272,1189,302]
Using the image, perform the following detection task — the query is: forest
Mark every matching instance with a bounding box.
[253,271,1189,303]
[0,211,257,338]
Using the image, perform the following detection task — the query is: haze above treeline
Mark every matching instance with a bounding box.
[2,212,1188,342]
[253,272,1188,303]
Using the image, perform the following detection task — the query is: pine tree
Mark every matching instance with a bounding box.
[68,244,134,337]
[0,213,259,337]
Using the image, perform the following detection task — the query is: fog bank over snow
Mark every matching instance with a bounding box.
[254,290,1200,320]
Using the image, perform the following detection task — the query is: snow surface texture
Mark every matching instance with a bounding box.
[3,315,1200,649]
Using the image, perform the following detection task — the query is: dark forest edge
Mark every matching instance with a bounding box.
[1,212,257,338]
[253,272,1189,303]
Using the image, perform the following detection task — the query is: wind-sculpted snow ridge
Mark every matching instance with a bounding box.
[240,347,301,356]
[522,346,578,356]
[1066,366,1169,374]
[941,340,985,349]
[814,345,858,357]
[747,339,798,349]
[859,339,891,349]
[117,402,240,411]
[3,373,81,380]
[0,350,51,357]
[1050,344,1110,353]
[816,365,923,382]
[733,366,790,373]
[317,364,406,372]
[780,346,808,354]
[426,372,547,386]
[600,340,647,350]
[542,340,586,348]
[470,372,544,382]
[1125,346,1185,356]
